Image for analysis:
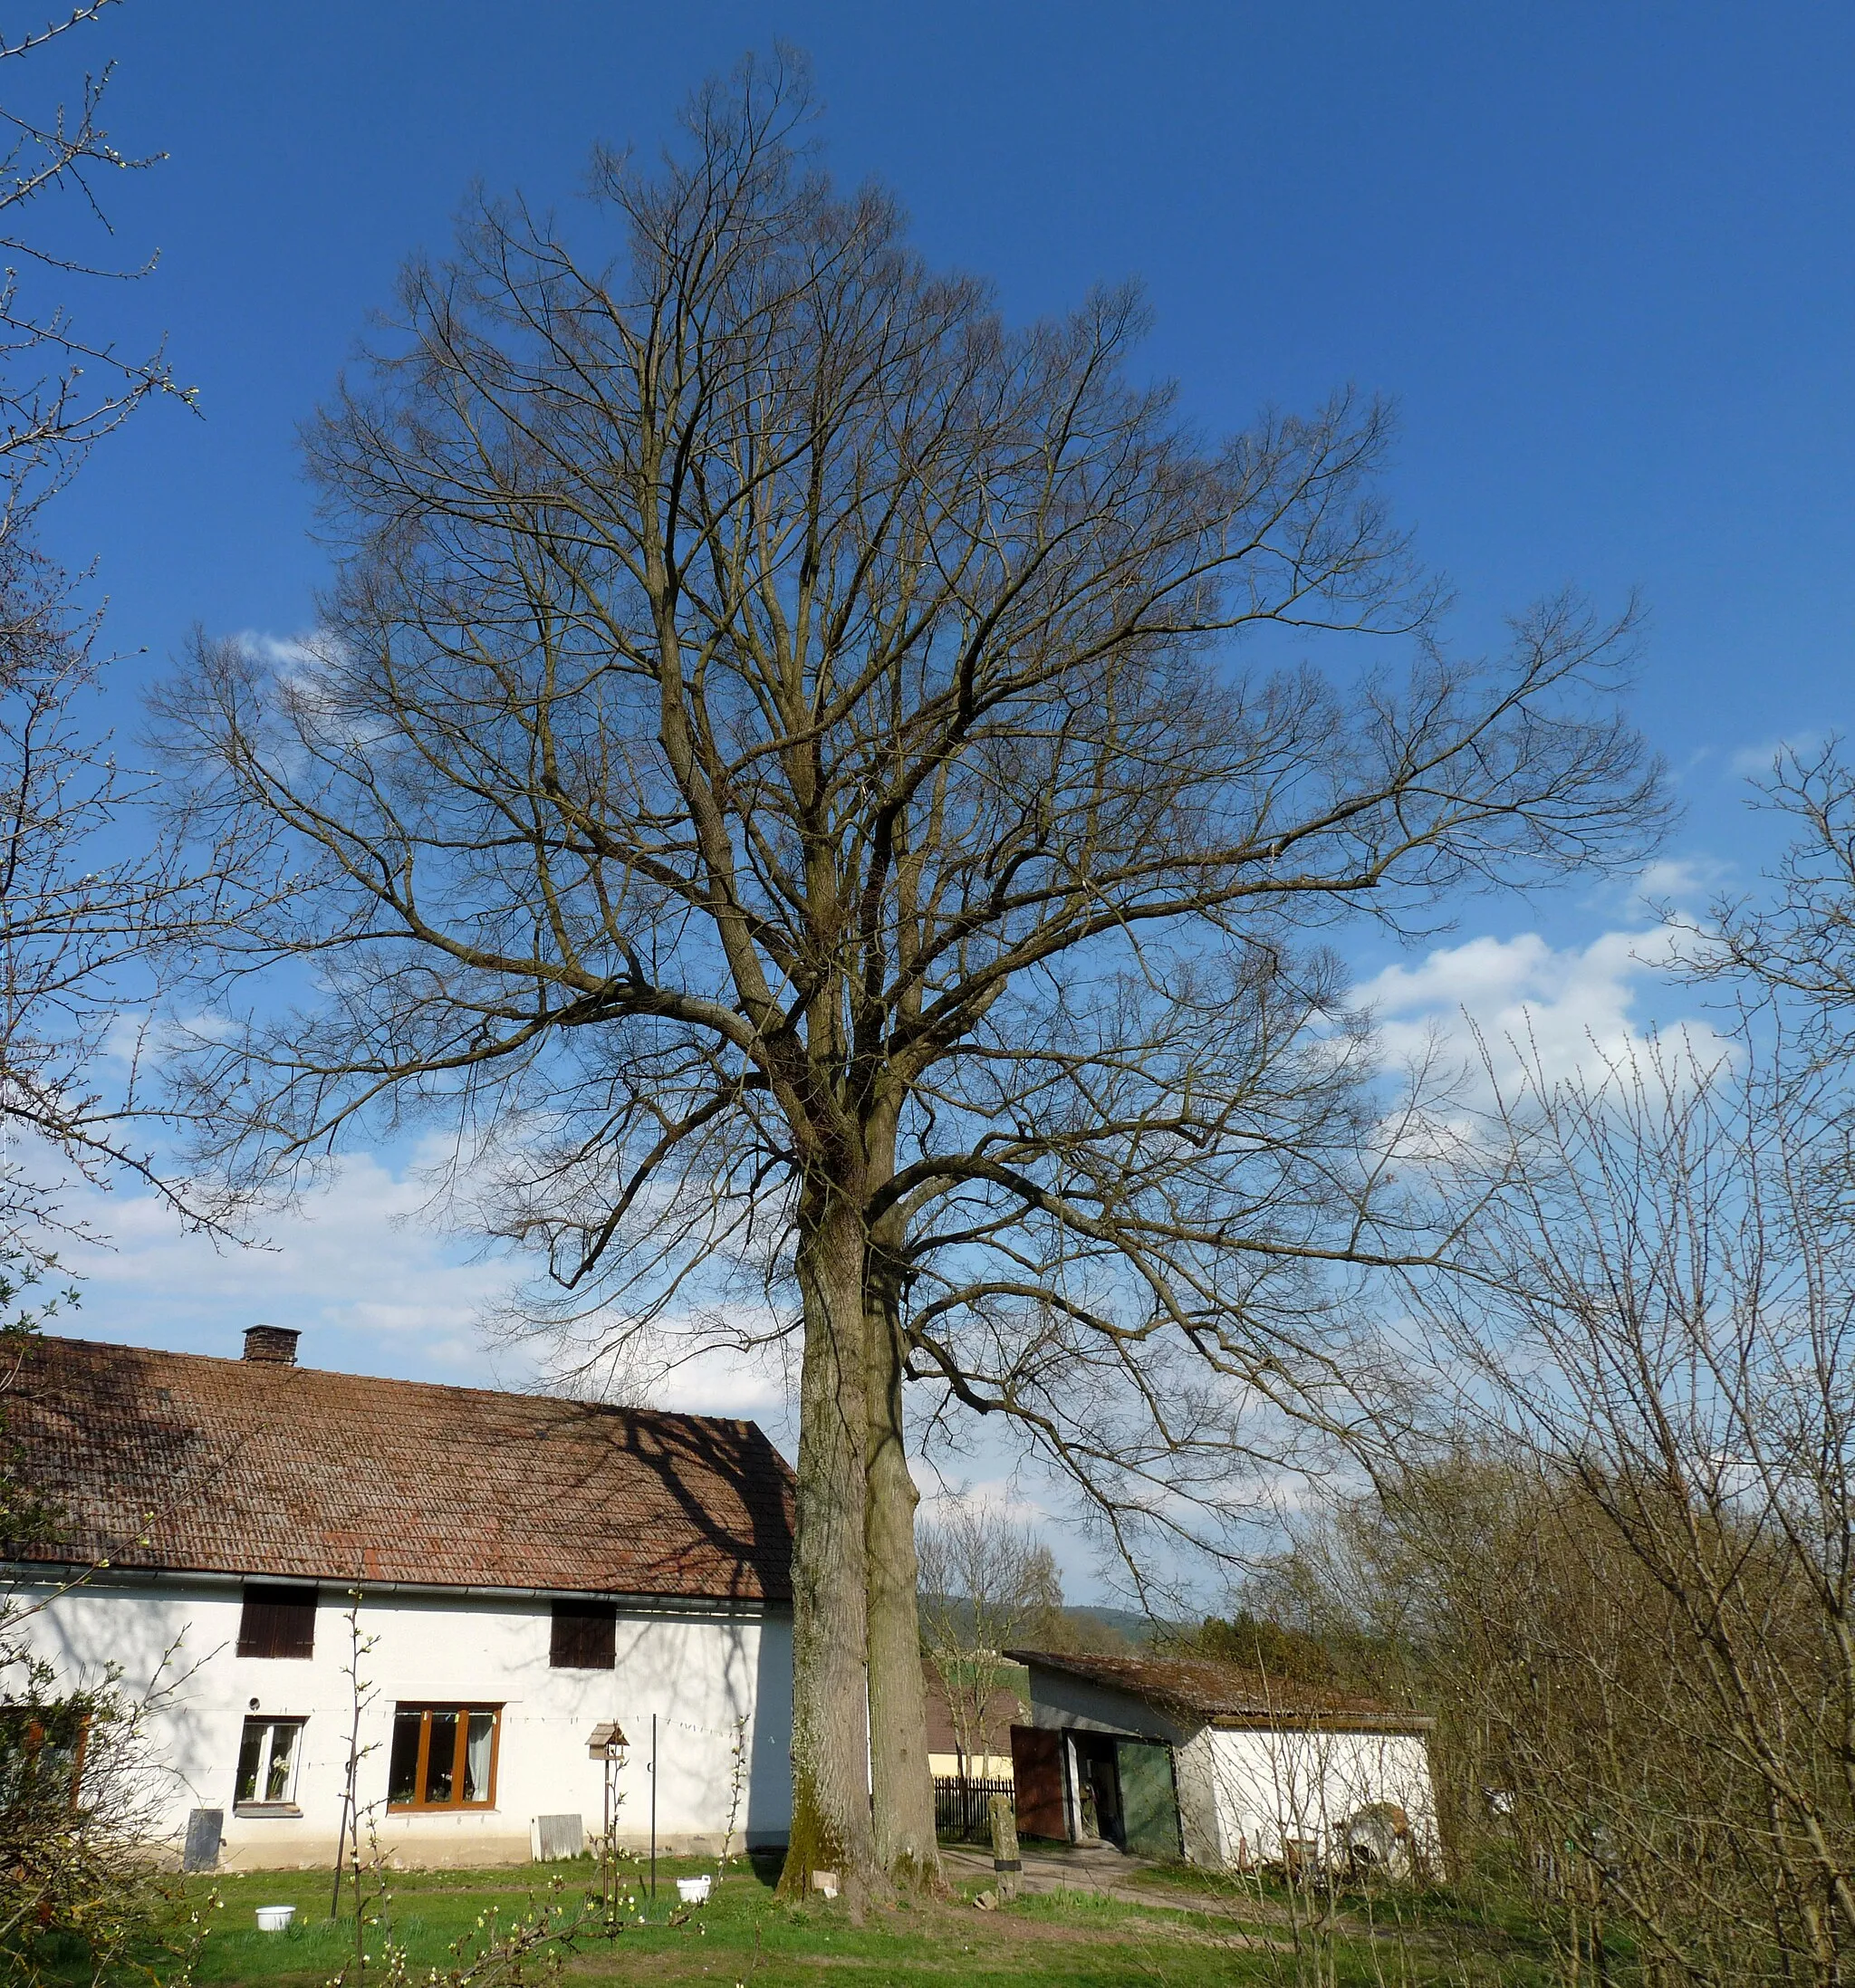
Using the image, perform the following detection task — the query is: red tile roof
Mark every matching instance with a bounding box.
[5,1336,793,1604]
[1006,1648,1433,1732]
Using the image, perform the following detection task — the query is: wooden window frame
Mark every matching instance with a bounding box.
[549,1598,617,1670]
[236,1584,318,1660]
[386,1704,502,1812]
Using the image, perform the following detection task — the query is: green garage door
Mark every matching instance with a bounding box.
[1115,1740,1181,1860]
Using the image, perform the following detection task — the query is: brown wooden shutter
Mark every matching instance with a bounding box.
[1011,1724,1070,1840]
[236,1585,318,1659]
[550,1599,617,1669]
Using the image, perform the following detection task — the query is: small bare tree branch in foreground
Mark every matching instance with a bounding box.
[0,0,212,1266]
[918,1499,1059,1787]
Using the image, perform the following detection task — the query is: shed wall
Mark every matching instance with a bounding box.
[1170,1728,1224,1867]
[1025,1666,1195,1745]
[1206,1728,1439,1868]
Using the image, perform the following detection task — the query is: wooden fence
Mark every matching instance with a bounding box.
[933,1776,1014,1842]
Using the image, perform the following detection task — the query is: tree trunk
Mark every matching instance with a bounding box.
[864,1240,944,1889]
[778,1189,882,1910]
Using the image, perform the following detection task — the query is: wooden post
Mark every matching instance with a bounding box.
[988,1791,1021,1903]
[584,1720,628,1920]
[601,1753,613,1914]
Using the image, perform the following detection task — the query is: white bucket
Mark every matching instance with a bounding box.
[255,1905,296,1933]
[675,1875,712,1906]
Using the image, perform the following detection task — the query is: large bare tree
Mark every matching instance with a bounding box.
[158,57,1664,1899]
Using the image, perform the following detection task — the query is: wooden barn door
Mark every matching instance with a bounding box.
[1116,1739,1182,1860]
[1009,1724,1070,1840]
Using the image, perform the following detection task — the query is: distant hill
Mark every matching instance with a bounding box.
[919,1596,1177,1653]
[1064,1604,1176,1645]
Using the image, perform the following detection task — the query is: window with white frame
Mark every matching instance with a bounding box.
[234,1716,306,1812]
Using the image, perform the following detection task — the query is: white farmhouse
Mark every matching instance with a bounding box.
[1007,1648,1438,1873]
[5,1329,794,1871]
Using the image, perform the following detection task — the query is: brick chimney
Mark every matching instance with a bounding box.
[242,1325,301,1366]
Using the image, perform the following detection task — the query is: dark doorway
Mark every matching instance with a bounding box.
[1062,1733,1183,1858]
[1068,1733,1126,1848]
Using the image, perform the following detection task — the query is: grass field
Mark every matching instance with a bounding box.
[158,1853,1555,1988]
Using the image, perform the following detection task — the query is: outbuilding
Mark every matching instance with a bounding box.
[5,1330,795,1870]
[1006,1648,1438,1873]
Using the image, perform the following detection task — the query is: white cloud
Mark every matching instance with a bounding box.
[1358,925,1735,1101]
[45,1139,808,1451]
[237,629,338,675]
[53,1148,526,1386]
[101,1006,237,1074]
[1729,731,1825,778]
[1629,856,1727,908]
[913,1473,1108,1599]
[654,1349,789,1419]
[916,1474,1046,1528]
[630,1327,795,1444]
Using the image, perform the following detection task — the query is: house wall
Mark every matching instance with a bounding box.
[927,1751,1014,1782]
[11,1570,793,1870]
[1204,1728,1439,1869]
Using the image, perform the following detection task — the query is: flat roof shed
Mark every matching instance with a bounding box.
[1006,1648,1437,1871]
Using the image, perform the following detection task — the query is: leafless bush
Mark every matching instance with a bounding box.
[1245,1022,1855,1983]
[0,1599,207,1986]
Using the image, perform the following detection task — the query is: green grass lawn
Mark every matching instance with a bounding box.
[169,1854,1552,1987]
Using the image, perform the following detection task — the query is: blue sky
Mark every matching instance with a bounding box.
[24,5,1855,1548]
[56,0,1853,818]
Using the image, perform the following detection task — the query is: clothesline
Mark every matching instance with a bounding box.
[498,1712,754,1743]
